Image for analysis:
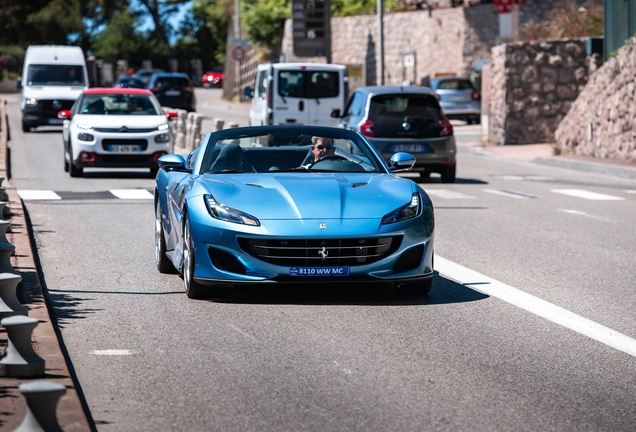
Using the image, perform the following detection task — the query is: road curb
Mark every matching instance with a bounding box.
[0,99,92,431]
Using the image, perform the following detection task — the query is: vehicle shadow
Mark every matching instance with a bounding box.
[414,176,488,185]
[210,272,488,306]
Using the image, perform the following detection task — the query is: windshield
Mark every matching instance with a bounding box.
[78,94,163,115]
[278,71,340,98]
[200,129,384,174]
[27,64,85,86]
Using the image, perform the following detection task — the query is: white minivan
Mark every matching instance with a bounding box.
[17,45,89,132]
[248,63,347,127]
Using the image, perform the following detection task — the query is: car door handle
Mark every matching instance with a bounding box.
[299,101,304,111]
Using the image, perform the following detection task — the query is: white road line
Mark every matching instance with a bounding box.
[426,189,475,200]
[626,190,636,194]
[558,209,615,222]
[552,189,624,201]
[109,189,154,200]
[17,190,62,200]
[91,350,138,355]
[484,189,538,199]
[495,175,553,181]
[435,255,636,358]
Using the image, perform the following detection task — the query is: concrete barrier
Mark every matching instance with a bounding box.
[0,315,46,377]
[14,380,67,432]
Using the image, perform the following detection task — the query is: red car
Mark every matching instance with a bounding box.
[202,68,224,88]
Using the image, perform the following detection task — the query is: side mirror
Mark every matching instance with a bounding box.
[389,152,416,172]
[330,109,341,118]
[165,111,178,119]
[16,78,22,89]
[243,86,253,101]
[58,109,72,120]
[158,153,188,171]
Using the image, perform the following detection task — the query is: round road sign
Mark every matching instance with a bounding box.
[232,46,247,62]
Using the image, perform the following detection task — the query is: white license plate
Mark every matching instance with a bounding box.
[165,90,181,96]
[109,145,141,152]
[289,266,350,276]
[394,144,424,152]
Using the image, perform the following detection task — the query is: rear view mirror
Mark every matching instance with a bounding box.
[243,87,253,101]
[389,152,416,172]
[16,78,22,89]
[330,109,341,118]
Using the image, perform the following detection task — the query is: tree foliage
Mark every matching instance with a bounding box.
[241,0,289,56]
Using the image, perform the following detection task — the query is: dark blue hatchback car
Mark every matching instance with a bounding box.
[147,72,196,112]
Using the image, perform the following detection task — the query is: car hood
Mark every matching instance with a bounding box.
[197,173,415,220]
[72,114,169,128]
[23,86,85,100]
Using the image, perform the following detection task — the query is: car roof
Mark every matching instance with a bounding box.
[83,87,152,95]
[353,86,436,96]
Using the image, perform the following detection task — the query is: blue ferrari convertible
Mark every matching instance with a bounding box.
[154,125,435,299]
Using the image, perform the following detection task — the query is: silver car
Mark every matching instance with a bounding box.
[430,77,481,124]
[332,86,457,183]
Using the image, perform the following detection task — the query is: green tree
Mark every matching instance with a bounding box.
[241,0,289,59]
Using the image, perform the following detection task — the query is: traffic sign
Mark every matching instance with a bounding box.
[292,0,331,58]
[231,46,247,62]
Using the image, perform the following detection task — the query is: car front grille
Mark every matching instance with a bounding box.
[238,236,402,267]
[93,127,157,133]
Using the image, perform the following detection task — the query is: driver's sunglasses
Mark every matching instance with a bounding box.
[316,144,334,151]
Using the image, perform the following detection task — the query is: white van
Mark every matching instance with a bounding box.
[17,45,89,132]
[248,63,347,127]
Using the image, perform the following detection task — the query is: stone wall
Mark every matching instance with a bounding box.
[485,39,592,145]
[555,37,636,162]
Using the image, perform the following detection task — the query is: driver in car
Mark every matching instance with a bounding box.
[309,136,335,162]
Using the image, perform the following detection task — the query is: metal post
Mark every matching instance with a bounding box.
[378,0,384,85]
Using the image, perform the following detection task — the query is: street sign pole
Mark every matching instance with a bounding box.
[378,0,384,85]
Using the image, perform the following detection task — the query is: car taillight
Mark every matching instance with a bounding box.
[153,151,168,162]
[434,92,441,101]
[439,120,453,137]
[472,91,480,100]
[183,86,194,92]
[359,119,375,137]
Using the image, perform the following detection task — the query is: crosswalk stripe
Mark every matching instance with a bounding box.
[109,189,154,200]
[552,189,624,201]
[484,189,539,199]
[18,190,62,200]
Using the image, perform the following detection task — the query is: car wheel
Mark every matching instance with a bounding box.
[155,202,176,274]
[183,214,207,299]
[418,171,431,178]
[396,278,433,296]
[149,168,159,178]
[22,122,30,133]
[63,141,70,172]
[441,164,456,183]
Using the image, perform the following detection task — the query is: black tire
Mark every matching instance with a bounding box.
[63,141,70,172]
[418,171,431,178]
[22,122,30,133]
[183,215,208,299]
[68,141,83,177]
[155,202,176,274]
[440,164,456,183]
[396,278,433,296]
[149,168,159,178]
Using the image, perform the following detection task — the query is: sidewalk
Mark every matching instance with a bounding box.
[458,140,636,181]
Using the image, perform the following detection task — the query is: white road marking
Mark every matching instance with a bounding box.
[559,209,615,222]
[91,350,138,355]
[626,190,636,194]
[229,324,258,342]
[426,189,475,200]
[552,189,624,201]
[484,189,539,199]
[435,255,636,358]
[18,190,62,200]
[495,175,552,181]
[109,189,154,200]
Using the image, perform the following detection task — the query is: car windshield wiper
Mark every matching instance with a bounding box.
[207,169,246,174]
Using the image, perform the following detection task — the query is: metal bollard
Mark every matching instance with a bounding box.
[0,315,45,377]
[0,273,26,319]
[14,380,67,432]
[213,118,225,132]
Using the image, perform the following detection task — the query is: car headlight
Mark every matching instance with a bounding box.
[154,133,171,143]
[25,97,37,105]
[205,195,260,226]
[77,133,94,141]
[381,193,421,225]
[157,123,169,131]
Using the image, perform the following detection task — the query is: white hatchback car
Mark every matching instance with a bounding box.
[58,88,177,177]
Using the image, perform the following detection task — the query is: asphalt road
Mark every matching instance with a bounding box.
[5,89,636,431]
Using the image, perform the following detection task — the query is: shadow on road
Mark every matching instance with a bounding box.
[209,272,489,306]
